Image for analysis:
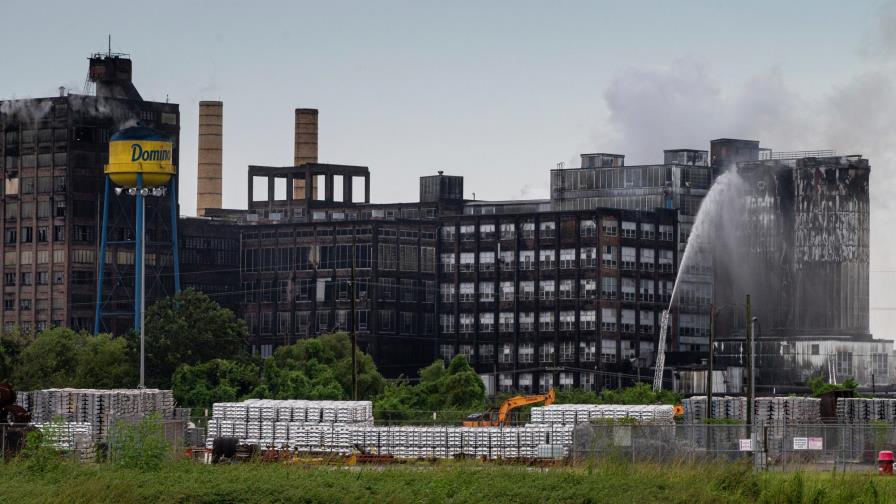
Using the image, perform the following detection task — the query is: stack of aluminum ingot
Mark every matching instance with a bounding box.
[529,404,675,425]
[838,398,896,424]
[32,422,93,450]
[681,396,747,423]
[20,388,175,440]
[752,397,820,424]
[205,398,575,459]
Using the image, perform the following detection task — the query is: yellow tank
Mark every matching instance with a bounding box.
[104,126,176,188]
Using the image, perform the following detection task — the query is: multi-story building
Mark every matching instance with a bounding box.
[0,53,180,334]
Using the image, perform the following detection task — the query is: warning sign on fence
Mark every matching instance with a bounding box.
[808,437,823,450]
[739,439,753,451]
[793,437,808,450]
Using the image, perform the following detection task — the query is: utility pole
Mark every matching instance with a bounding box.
[745,294,753,426]
[350,243,358,401]
[707,303,715,420]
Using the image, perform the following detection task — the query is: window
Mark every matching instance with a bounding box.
[519,250,535,270]
[601,277,617,299]
[459,252,475,272]
[580,247,596,268]
[580,341,596,362]
[601,218,617,236]
[499,223,515,240]
[640,249,655,271]
[440,283,455,303]
[479,282,494,302]
[520,222,535,239]
[55,201,66,218]
[518,342,535,363]
[460,224,475,241]
[37,226,47,242]
[581,279,597,299]
[499,312,514,333]
[519,312,534,332]
[440,344,455,361]
[580,310,596,330]
[641,223,655,240]
[37,201,50,219]
[835,350,853,378]
[36,271,48,285]
[621,221,637,238]
[540,221,555,239]
[459,313,474,333]
[658,249,674,272]
[459,282,475,303]
[539,250,555,269]
[4,228,15,244]
[479,313,494,333]
[659,224,673,241]
[559,310,575,331]
[499,344,514,364]
[3,273,14,286]
[601,246,617,268]
[441,227,456,241]
[601,308,617,332]
[621,247,636,270]
[560,342,576,363]
[519,281,535,300]
[439,314,454,333]
[500,281,514,302]
[539,343,554,363]
[539,281,555,301]
[479,223,495,240]
[479,344,494,363]
[278,312,290,334]
[399,245,418,271]
[580,219,596,237]
[620,309,636,333]
[560,249,576,269]
[639,311,655,334]
[558,280,573,300]
[621,277,636,301]
[479,251,495,272]
[601,339,617,363]
[459,344,473,361]
[499,250,514,269]
[441,253,455,273]
[539,311,554,332]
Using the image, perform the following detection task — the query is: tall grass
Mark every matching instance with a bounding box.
[1,458,895,503]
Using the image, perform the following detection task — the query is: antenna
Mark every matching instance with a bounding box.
[108,34,111,56]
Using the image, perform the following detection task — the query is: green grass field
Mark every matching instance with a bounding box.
[2,459,896,504]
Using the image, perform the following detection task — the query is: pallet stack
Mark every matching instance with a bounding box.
[205,399,575,459]
[752,397,820,424]
[530,404,675,425]
[20,388,176,440]
[838,398,896,424]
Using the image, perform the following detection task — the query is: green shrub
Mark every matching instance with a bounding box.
[108,413,170,470]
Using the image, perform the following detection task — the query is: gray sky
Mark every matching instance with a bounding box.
[2,0,894,338]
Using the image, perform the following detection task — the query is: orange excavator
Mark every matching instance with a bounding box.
[463,388,556,427]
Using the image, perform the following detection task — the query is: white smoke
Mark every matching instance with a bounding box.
[594,2,896,340]
[0,98,53,124]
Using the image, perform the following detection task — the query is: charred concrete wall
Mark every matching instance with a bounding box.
[718,155,871,341]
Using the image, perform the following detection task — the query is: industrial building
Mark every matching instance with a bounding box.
[1,53,884,396]
[0,53,180,335]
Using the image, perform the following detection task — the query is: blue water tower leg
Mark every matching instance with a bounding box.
[170,176,181,293]
[135,174,144,332]
[94,176,111,334]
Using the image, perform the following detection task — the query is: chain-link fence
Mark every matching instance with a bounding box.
[571,422,896,472]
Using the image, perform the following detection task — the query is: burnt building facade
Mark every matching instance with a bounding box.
[0,53,180,334]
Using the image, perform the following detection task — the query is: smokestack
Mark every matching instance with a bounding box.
[293,108,318,199]
[197,101,223,216]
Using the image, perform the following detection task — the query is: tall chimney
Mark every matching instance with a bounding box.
[197,101,223,216]
[293,108,318,200]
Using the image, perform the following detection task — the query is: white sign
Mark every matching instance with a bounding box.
[739,439,753,451]
[808,437,823,450]
[793,437,808,450]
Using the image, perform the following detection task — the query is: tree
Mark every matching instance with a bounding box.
[171,359,260,412]
[11,328,134,390]
[141,289,249,389]
[0,329,27,383]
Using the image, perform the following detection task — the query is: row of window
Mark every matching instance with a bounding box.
[438,309,662,334]
[438,339,653,367]
[4,200,67,220]
[242,245,438,273]
[440,278,673,303]
[443,220,674,241]
[4,225,67,244]
[440,247,674,272]
[245,310,437,336]
[242,278,438,304]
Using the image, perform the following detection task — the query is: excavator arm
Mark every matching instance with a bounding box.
[496,388,555,425]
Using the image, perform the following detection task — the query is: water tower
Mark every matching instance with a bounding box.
[95,126,181,387]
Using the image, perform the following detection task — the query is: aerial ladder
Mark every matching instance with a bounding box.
[463,388,556,427]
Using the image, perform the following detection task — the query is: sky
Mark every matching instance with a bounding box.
[1,0,894,337]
